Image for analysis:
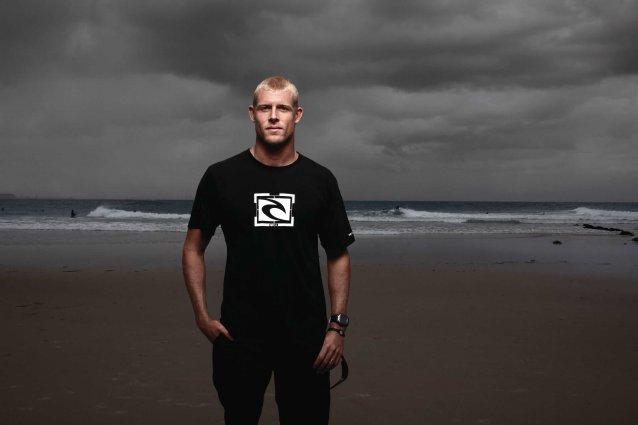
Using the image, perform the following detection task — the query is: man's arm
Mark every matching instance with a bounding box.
[182,228,232,342]
[313,248,351,373]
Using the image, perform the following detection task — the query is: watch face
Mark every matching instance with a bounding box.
[333,314,349,327]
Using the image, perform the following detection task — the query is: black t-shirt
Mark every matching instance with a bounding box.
[188,149,355,348]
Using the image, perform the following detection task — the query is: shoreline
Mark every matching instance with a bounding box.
[1,229,635,277]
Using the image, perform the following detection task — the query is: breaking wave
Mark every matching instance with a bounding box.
[347,206,638,224]
[87,206,190,220]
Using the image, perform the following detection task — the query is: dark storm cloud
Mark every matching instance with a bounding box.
[322,79,637,162]
[3,0,635,90]
[106,1,326,91]
[0,75,227,138]
[0,0,150,84]
[1,0,637,200]
[0,1,80,82]
[104,0,638,91]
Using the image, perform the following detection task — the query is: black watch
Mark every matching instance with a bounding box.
[330,314,350,328]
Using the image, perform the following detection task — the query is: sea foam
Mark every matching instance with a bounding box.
[570,207,638,220]
[87,206,190,220]
[347,206,638,224]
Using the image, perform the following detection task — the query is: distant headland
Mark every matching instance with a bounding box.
[0,194,17,199]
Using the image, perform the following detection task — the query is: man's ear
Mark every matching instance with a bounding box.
[248,105,255,122]
[294,107,304,124]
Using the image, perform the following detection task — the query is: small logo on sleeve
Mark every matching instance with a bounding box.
[254,193,295,227]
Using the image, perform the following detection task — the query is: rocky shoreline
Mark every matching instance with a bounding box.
[578,223,637,241]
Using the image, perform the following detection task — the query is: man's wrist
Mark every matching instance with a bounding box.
[195,313,213,328]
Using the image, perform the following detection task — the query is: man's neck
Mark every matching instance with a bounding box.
[250,142,299,167]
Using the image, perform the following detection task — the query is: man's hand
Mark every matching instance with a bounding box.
[313,329,345,374]
[197,316,233,343]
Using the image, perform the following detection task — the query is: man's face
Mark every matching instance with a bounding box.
[249,89,303,149]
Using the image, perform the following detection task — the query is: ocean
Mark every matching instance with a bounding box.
[1,199,637,236]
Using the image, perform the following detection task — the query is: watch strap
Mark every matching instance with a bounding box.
[327,327,346,337]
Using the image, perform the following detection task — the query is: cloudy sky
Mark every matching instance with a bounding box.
[1,0,636,201]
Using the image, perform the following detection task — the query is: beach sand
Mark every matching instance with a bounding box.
[1,230,637,424]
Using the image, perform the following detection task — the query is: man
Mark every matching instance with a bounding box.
[182,76,354,425]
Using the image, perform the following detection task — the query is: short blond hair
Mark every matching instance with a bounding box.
[253,76,299,108]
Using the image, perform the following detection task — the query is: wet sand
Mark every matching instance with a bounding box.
[1,230,637,424]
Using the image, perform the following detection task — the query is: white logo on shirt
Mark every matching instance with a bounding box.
[254,193,295,227]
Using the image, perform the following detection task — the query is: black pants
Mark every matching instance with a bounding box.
[212,336,330,425]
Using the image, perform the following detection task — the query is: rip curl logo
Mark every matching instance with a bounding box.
[254,193,295,227]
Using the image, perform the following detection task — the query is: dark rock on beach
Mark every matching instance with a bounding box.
[582,224,634,236]
[553,240,562,245]
[582,224,623,232]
